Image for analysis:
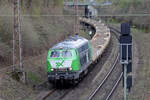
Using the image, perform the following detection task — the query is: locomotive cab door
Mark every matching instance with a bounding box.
[78,43,90,68]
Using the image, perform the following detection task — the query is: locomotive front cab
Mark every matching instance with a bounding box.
[47,48,81,82]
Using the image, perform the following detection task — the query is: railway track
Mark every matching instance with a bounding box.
[35,89,56,100]
[0,17,122,100]
[39,88,74,100]
[35,17,112,100]
[38,28,121,100]
[35,19,122,100]
[87,27,122,100]
[105,72,123,100]
[87,54,119,100]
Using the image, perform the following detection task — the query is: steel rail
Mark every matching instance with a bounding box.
[105,72,123,100]
[36,89,56,100]
[87,27,121,100]
[38,23,121,100]
[88,54,119,100]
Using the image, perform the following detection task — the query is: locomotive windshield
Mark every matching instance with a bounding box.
[50,51,60,57]
[62,51,72,58]
[50,50,73,58]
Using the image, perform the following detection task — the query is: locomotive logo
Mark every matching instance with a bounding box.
[56,60,64,68]
[50,60,72,68]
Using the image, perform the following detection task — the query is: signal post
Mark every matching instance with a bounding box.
[119,23,132,100]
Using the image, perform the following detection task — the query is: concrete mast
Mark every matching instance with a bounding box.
[74,0,79,34]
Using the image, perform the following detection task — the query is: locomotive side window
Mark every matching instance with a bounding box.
[78,43,89,53]
[62,51,72,58]
[80,55,87,66]
[78,42,90,66]
[50,51,60,58]
[85,43,89,50]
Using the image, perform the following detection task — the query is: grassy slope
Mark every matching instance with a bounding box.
[128,28,150,100]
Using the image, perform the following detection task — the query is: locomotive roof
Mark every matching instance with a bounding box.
[51,35,89,50]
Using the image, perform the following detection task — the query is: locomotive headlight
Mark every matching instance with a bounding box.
[51,68,54,71]
[69,67,72,71]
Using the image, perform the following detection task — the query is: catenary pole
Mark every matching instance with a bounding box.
[17,0,23,71]
[13,0,19,72]
[74,0,79,34]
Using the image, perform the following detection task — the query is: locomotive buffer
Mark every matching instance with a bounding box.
[120,23,132,100]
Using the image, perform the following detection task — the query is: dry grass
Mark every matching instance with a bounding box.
[127,28,150,100]
[0,74,37,100]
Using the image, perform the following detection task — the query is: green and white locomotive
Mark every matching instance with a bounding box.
[46,35,92,84]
